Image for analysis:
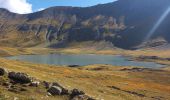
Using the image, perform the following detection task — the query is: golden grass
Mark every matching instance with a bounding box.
[0,46,170,99]
[0,58,170,100]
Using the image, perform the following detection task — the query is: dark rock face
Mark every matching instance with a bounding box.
[0,68,6,76]
[8,72,32,84]
[68,28,98,42]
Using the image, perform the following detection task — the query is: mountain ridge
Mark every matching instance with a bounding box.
[0,0,170,49]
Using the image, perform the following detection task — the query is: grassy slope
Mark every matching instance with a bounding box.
[0,58,170,100]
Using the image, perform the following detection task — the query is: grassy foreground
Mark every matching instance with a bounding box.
[0,47,170,100]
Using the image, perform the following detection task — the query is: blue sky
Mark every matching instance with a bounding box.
[0,0,116,14]
[28,0,116,12]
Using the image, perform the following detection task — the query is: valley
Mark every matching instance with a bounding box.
[0,0,170,100]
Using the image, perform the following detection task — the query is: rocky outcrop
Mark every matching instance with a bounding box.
[0,67,95,100]
[35,25,42,37]
[47,83,95,99]
[8,72,32,84]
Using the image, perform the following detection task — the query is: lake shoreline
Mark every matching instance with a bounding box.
[0,47,170,99]
[5,53,165,69]
[1,47,170,70]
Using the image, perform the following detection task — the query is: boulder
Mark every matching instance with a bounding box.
[47,86,62,95]
[70,89,85,98]
[52,82,69,95]
[0,68,6,76]
[47,82,69,95]
[8,72,32,84]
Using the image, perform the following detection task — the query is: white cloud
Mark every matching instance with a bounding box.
[37,8,45,12]
[0,0,32,14]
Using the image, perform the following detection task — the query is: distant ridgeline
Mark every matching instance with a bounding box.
[0,0,170,49]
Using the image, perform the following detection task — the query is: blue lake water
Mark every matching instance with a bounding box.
[5,54,164,68]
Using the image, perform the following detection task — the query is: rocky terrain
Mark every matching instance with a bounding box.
[1,0,170,49]
[0,67,95,100]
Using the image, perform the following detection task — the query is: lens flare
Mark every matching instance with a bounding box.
[145,6,170,41]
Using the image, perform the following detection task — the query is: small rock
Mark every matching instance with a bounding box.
[70,89,85,98]
[43,81,50,89]
[61,88,69,95]
[0,68,6,76]
[29,81,40,87]
[47,86,62,95]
